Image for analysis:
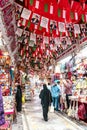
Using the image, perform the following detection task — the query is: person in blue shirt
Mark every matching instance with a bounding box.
[51,81,61,111]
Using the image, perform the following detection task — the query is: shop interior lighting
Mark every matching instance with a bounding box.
[49,66,53,70]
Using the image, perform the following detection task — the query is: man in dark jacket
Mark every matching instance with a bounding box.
[39,84,52,121]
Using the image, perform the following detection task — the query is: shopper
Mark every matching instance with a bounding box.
[51,82,60,111]
[57,81,61,110]
[39,84,52,121]
[63,79,72,109]
[15,85,22,112]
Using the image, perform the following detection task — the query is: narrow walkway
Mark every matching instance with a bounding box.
[20,94,86,130]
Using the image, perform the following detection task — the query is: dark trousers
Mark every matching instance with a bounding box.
[16,101,22,112]
[66,94,72,109]
[42,105,49,121]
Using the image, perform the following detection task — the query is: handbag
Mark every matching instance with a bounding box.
[22,94,25,104]
[74,101,79,119]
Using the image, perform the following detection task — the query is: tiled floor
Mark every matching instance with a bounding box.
[12,94,87,130]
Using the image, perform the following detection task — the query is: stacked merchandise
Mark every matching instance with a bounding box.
[59,49,87,122]
[0,69,10,96]
[0,66,15,122]
[0,69,12,130]
[3,96,15,123]
[0,57,15,129]
[68,53,87,121]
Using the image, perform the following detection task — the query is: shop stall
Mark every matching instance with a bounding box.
[55,46,87,122]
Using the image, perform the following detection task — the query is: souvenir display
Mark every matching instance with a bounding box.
[3,96,14,112]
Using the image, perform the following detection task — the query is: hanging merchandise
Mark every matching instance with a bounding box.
[50,5,53,14]
[50,37,55,44]
[71,0,74,8]
[70,11,74,19]
[75,12,78,21]
[80,24,86,33]
[40,16,49,29]
[50,20,57,30]
[55,37,60,45]
[37,35,43,43]
[82,14,85,22]
[74,24,80,34]
[58,22,65,32]
[21,8,31,20]
[44,3,48,13]
[66,23,74,33]
[30,33,36,43]
[43,36,49,44]
[16,27,23,36]
[62,9,66,19]
[13,0,87,72]
[29,0,34,6]
[35,0,39,9]
[31,13,40,25]
[15,3,23,21]
[58,8,61,17]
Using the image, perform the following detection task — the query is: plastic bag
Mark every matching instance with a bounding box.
[22,94,25,104]
[49,104,54,113]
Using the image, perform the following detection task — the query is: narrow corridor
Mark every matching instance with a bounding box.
[12,95,87,130]
[12,93,87,130]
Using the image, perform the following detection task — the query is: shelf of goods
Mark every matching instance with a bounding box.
[0,71,10,96]
[68,95,87,121]
[3,96,15,123]
[0,72,12,129]
[68,80,87,121]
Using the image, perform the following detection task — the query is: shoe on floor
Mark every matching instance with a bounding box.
[44,119,48,121]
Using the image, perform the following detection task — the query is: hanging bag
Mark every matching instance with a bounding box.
[78,103,87,120]
[49,103,54,113]
[67,100,72,117]
[74,101,79,120]
[71,100,75,118]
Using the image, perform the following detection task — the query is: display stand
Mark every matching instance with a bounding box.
[3,96,15,123]
[68,96,87,121]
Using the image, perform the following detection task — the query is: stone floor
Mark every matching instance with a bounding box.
[12,93,87,130]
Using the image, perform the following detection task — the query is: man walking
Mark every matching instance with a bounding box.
[39,84,52,121]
